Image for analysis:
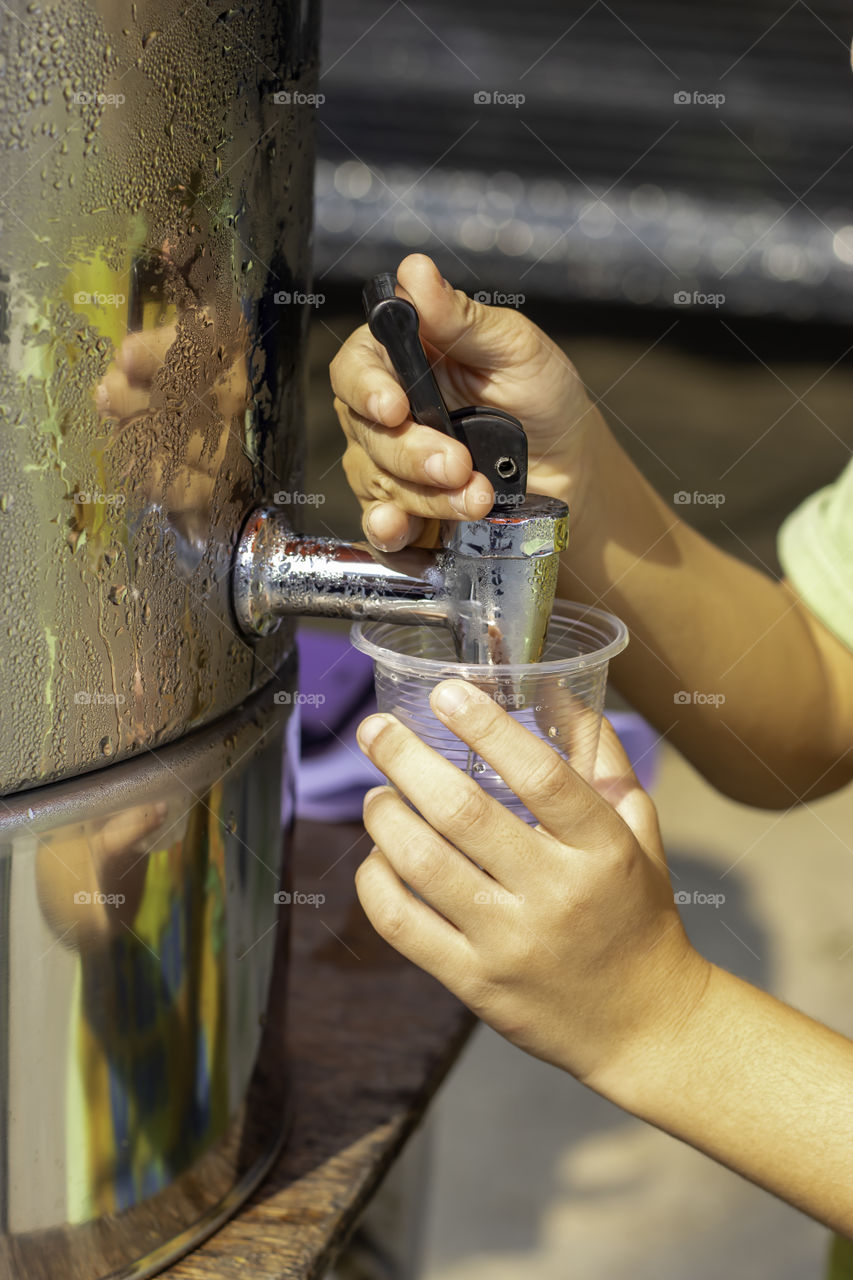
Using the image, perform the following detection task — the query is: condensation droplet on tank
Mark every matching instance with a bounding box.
[0,0,318,793]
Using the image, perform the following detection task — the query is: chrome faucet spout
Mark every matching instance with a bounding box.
[232,496,569,666]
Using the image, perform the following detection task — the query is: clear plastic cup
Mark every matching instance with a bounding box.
[351,600,629,823]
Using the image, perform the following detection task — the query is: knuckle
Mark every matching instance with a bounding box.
[390,434,416,480]
[500,318,540,366]
[328,350,348,396]
[332,393,352,429]
[455,288,480,328]
[466,291,538,359]
[368,469,397,502]
[398,830,444,890]
[442,781,489,837]
[526,751,570,805]
[341,445,371,500]
[328,326,368,383]
[372,894,408,944]
[459,966,509,1018]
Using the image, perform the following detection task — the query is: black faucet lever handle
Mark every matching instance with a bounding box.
[363,273,528,509]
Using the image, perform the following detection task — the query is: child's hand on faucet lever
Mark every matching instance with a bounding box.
[331,252,601,551]
[332,254,853,807]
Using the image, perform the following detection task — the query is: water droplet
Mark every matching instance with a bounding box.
[99,737,113,756]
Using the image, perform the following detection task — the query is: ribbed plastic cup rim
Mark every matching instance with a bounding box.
[350,600,629,678]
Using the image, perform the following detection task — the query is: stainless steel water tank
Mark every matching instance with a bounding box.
[0,0,318,1273]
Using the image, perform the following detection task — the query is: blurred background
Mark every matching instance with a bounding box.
[301,2,853,1277]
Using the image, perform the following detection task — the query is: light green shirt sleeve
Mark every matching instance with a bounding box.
[777,457,853,652]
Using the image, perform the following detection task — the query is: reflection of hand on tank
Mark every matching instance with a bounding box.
[35,801,170,951]
[95,314,251,425]
[94,323,179,421]
[93,312,251,558]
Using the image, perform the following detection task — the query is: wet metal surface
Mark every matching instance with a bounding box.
[0,0,318,795]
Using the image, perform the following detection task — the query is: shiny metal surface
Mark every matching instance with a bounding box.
[232,506,452,635]
[0,662,296,1279]
[233,495,569,665]
[0,0,318,797]
[440,495,569,665]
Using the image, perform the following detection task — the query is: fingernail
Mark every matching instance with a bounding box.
[364,511,388,550]
[363,786,387,806]
[448,492,468,517]
[366,392,383,422]
[424,453,450,485]
[357,715,390,750]
[433,682,471,716]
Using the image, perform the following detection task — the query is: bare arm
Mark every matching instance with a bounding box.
[558,421,853,807]
[591,960,853,1236]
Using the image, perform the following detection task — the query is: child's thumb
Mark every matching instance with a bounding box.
[395,253,534,372]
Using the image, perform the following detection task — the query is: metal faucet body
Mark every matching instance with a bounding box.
[233,494,569,666]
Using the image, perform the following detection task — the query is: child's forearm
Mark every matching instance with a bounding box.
[589,962,853,1236]
[557,424,853,806]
